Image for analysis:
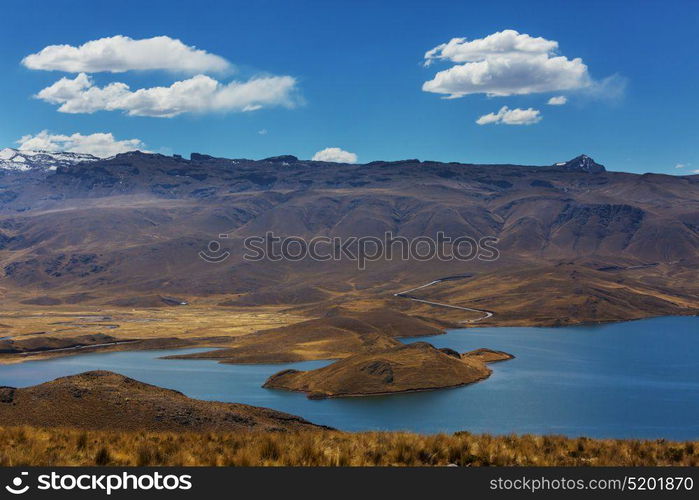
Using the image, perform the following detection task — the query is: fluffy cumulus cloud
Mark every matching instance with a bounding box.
[35,73,299,117]
[476,106,542,125]
[424,30,558,66]
[17,130,146,157]
[23,35,301,118]
[312,147,358,163]
[423,29,590,98]
[547,95,567,105]
[22,35,231,74]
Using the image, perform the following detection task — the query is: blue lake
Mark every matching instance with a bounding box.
[0,316,697,439]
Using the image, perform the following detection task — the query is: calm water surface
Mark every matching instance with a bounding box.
[1,316,697,439]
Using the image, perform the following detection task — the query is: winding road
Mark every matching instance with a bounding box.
[17,340,139,357]
[393,275,494,324]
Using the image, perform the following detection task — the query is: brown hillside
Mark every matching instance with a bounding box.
[166,309,440,364]
[0,371,325,432]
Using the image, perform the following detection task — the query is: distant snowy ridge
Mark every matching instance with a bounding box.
[0,148,99,171]
[552,154,606,173]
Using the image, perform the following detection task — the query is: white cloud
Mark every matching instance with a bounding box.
[675,163,687,169]
[35,73,299,117]
[476,106,542,125]
[312,147,358,163]
[423,29,590,98]
[547,95,567,105]
[692,169,699,174]
[16,130,146,157]
[424,30,558,66]
[258,129,268,135]
[22,35,231,74]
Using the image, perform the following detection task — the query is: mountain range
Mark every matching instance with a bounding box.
[0,150,697,325]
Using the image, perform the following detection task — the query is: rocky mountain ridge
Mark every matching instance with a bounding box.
[0,148,99,172]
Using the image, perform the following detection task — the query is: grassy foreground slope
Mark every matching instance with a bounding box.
[0,426,696,466]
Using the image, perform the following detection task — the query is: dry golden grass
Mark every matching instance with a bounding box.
[0,306,306,364]
[0,305,304,340]
[0,426,696,467]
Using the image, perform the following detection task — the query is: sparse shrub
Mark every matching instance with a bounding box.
[136,446,152,466]
[76,432,88,451]
[94,446,111,465]
[259,437,280,461]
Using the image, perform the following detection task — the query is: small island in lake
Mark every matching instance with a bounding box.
[263,342,513,399]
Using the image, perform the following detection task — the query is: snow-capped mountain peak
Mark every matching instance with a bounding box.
[0,148,99,172]
[553,154,606,173]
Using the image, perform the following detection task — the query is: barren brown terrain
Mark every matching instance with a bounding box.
[0,152,699,336]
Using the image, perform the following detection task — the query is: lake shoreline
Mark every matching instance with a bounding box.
[1,311,696,366]
[0,316,697,440]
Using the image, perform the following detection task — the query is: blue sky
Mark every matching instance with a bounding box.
[0,0,697,173]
